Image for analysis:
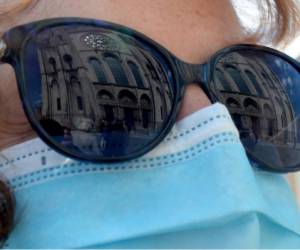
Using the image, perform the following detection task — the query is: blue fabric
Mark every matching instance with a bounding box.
[2,103,300,248]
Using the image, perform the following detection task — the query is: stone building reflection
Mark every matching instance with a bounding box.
[211,51,300,155]
[35,25,173,155]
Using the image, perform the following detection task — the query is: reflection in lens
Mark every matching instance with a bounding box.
[23,24,174,159]
[211,49,300,171]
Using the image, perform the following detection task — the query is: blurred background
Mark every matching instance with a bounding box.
[281,0,300,60]
[285,35,300,60]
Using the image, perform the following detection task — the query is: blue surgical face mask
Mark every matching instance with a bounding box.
[1,103,300,248]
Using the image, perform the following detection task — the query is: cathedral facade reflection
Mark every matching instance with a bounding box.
[36,25,173,139]
[211,51,299,150]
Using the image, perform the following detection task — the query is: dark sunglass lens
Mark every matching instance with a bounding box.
[22,23,175,160]
[211,49,300,171]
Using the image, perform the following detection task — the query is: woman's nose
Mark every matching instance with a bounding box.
[177,83,211,121]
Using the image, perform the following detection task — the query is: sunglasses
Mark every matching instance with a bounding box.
[0,17,299,173]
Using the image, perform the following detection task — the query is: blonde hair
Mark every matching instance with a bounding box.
[0,0,37,21]
[247,0,300,46]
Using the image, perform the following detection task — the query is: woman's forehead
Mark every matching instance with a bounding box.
[4,0,245,64]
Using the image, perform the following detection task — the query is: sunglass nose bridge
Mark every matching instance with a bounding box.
[174,58,206,86]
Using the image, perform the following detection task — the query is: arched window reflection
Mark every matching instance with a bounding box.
[119,90,137,131]
[244,98,260,113]
[156,87,164,120]
[226,65,251,94]
[215,69,232,91]
[245,70,264,96]
[50,79,60,113]
[49,57,57,72]
[119,90,137,105]
[128,61,144,88]
[146,63,159,79]
[281,112,287,128]
[98,90,115,123]
[244,98,261,139]
[89,58,107,83]
[104,105,114,123]
[105,54,129,85]
[57,98,61,111]
[63,54,73,69]
[275,96,282,107]
[70,75,79,84]
[263,103,275,137]
[140,94,152,129]
[98,90,114,102]
[261,72,274,88]
[263,103,273,117]
[69,76,83,113]
[77,96,83,110]
[226,97,240,108]
[51,79,58,86]
[57,35,64,42]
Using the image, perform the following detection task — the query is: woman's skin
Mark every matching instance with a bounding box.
[0,0,246,150]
